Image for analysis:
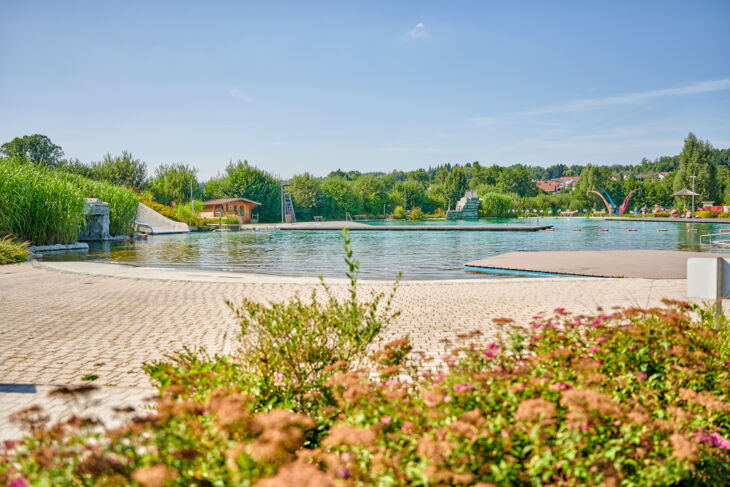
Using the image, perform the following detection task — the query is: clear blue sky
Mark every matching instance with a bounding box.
[1,1,729,179]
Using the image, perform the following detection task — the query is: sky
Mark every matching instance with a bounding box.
[1,1,729,179]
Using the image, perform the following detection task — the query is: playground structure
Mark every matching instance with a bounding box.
[589,189,638,216]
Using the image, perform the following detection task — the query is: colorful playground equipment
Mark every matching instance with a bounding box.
[589,189,638,216]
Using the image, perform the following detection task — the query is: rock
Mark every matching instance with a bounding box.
[79,198,111,241]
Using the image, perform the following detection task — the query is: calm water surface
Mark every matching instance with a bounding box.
[43,218,727,280]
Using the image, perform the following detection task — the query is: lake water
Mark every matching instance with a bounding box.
[43,218,727,280]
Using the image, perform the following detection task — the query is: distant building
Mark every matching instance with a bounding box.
[535,176,579,193]
[201,198,261,223]
[655,172,670,179]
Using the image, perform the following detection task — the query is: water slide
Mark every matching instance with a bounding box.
[134,203,190,234]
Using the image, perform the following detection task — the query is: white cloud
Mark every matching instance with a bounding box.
[467,78,730,127]
[518,78,730,116]
[229,88,254,103]
[406,22,427,39]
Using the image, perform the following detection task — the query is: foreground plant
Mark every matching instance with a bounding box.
[2,299,729,486]
[0,236,29,265]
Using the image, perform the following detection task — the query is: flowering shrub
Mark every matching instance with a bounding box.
[2,299,729,485]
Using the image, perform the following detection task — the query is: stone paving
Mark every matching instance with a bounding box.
[0,261,692,440]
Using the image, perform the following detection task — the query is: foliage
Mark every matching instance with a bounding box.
[0,236,30,264]
[149,163,199,206]
[60,173,140,236]
[90,151,147,189]
[674,133,718,204]
[204,160,281,222]
[0,160,86,244]
[443,166,469,209]
[0,134,64,167]
[142,200,204,226]
[408,207,424,220]
[392,205,406,219]
[223,216,241,224]
[3,300,729,486]
[480,192,515,217]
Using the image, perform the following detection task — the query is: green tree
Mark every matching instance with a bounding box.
[352,175,387,215]
[574,165,609,209]
[148,163,199,206]
[496,165,535,197]
[90,151,147,189]
[673,133,718,205]
[222,160,281,222]
[1,134,64,166]
[443,166,468,209]
[480,192,515,217]
[320,176,360,218]
[288,173,322,221]
[390,180,426,210]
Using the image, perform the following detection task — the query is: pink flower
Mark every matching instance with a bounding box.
[500,429,509,438]
[587,347,601,353]
[401,421,414,434]
[567,421,590,432]
[589,320,601,327]
[531,315,541,320]
[550,382,571,390]
[272,371,285,387]
[699,432,730,450]
[484,351,496,359]
[634,372,648,380]
[595,336,608,343]
[453,382,474,392]
[8,478,29,487]
[380,416,392,425]
[725,360,730,367]
[531,323,542,329]
[341,452,354,462]
[530,335,543,343]
[554,307,566,313]
[486,343,500,350]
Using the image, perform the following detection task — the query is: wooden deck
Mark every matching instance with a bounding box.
[465,250,730,279]
[276,221,552,232]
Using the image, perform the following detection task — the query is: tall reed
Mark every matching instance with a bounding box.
[1,159,141,244]
[59,173,140,235]
[0,161,86,244]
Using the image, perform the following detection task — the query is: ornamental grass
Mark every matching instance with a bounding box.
[0,159,140,244]
[0,161,86,244]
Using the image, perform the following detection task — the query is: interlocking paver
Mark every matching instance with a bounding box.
[0,262,692,439]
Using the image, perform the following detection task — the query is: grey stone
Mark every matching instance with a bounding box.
[79,198,111,241]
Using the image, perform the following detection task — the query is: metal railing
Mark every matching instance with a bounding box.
[700,232,730,247]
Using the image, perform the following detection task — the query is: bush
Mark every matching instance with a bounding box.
[0,160,86,244]
[392,205,406,219]
[408,207,424,220]
[481,192,515,217]
[653,211,670,217]
[0,236,30,264]
[3,298,729,484]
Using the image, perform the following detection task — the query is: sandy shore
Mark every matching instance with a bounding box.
[0,261,696,439]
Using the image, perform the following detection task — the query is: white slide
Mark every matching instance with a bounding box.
[134,203,190,234]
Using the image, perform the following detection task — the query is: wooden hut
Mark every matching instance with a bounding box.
[201,198,261,223]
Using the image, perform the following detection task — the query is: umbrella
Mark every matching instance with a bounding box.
[671,188,699,197]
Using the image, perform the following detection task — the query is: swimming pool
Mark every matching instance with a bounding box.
[43,218,727,280]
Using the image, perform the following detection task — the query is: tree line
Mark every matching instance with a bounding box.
[2,133,729,222]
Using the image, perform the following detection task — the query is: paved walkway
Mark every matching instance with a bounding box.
[0,262,693,439]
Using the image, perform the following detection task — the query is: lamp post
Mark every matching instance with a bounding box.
[690,175,696,213]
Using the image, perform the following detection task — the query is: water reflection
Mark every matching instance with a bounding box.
[43,218,726,280]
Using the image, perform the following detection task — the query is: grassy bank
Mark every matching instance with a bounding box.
[0,160,139,244]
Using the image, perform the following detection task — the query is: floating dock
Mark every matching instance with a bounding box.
[276,221,552,232]
[465,250,730,279]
